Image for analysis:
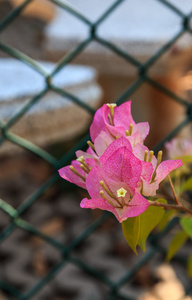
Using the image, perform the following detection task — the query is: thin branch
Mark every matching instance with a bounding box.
[149,200,192,215]
[168,174,180,205]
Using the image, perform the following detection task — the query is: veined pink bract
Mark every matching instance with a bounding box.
[58,101,183,223]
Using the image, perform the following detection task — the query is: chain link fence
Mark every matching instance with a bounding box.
[0,0,192,299]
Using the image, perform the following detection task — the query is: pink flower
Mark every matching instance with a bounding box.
[58,147,98,189]
[165,138,192,159]
[58,102,183,223]
[133,143,183,196]
[80,139,150,222]
[90,102,149,147]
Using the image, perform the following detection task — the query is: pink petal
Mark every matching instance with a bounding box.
[90,104,123,141]
[102,104,126,138]
[100,136,132,165]
[90,106,106,142]
[101,147,142,191]
[118,192,150,222]
[94,131,114,157]
[141,161,154,182]
[87,146,97,156]
[58,160,86,189]
[80,197,121,221]
[126,131,142,148]
[86,157,100,168]
[141,180,159,197]
[80,192,149,223]
[133,143,148,160]
[86,166,106,199]
[80,188,149,223]
[76,148,98,160]
[114,101,135,128]
[132,122,150,141]
[156,159,183,183]
[133,143,157,168]
[86,166,132,205]
[76,149,99,168]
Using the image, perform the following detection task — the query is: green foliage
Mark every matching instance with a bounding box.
[122,216,140,254]
[122,199,167,253]
[180,177,192,193]
[157,209,176,231]
[138,198,166,251]
[180,217,192,239]
[166,230,188,261]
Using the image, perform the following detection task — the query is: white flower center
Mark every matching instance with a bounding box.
[117,187,127,198]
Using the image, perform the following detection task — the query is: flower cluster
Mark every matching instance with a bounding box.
[59,101,182,223]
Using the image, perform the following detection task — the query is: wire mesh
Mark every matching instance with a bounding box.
[0,0,192,299]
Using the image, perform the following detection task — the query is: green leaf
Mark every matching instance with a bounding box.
[180,217,192,239]
[166,230,188,261]
[122,215,140,254]
[157,209,176,231]
[187,253,192,278]
[138,198,166,252]
[180,177,192,193]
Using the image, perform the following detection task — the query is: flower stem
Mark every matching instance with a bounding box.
[168,174,180,205]
[149,200,192,215]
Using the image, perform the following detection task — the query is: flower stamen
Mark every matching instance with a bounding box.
[100,181,123,207]
[125,129,130,136]
[144,150,148,162]
[148,150,154,163]
[77,156,91,172]
[107,103,116,118]
[80,164,89,174]
[108,113,114,126]
[150,150,163,183]
[100,190,121,208]
[129,124,133,135]
[100,181,116,199]
[69,166,86,181]
[87,140,95,151]
[107,103,116,126]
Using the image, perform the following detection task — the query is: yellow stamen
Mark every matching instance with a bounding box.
[108,113,113,126]
[140,182,144,195]
[76,156,84,162]
[100,181,123,207]
[150,150,163,183]
[117,187,127,198]
[148,151,154,163]
[100,190,119,208]
[87,140,95,151]
[157,150,163,166]
[107,103,117,119]
[125,129,130,136]
[80,164,89,174]
[69,166,86,181]
[77,156,91,172]
[129,124,133,135]
[144,150,148,162]
[100,181,116,199]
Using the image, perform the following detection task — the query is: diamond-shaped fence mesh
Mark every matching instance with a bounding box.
[0,0,192,299]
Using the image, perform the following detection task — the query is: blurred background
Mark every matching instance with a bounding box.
[0,0,192,299]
